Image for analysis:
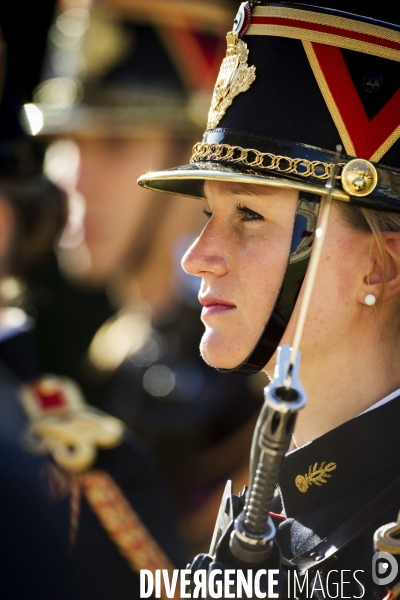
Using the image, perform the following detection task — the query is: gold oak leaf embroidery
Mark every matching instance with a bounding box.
[207,32,256,130]
[295,461,337,493]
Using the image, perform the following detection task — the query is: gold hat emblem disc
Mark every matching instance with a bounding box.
[341,158,378,197]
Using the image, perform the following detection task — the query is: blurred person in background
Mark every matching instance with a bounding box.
[0,24,187,600]
[24,0,265,553]
[0,26,73,600]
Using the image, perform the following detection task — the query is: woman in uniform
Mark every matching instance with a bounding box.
[139,0,400,597]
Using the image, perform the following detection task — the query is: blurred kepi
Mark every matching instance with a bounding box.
[25,0,232,283]
[24,0,264,553]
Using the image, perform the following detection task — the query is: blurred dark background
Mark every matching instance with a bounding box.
[0,2,56,102]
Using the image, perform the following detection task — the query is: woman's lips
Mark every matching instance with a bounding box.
[199,297,236,317]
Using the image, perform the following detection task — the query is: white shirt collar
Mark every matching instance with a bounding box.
[360,388,400,415]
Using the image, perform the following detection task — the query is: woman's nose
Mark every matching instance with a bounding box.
[181,223,229,278]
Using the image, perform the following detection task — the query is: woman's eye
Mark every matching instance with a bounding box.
[203,207,213,219]
[236,203,264,222]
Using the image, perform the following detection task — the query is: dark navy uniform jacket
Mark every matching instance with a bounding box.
[0,327,188,600]
[0,372,74,600]
[272,396,400,599]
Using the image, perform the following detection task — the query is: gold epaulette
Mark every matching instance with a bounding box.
[18,376,176,592]
[19,375,124,473]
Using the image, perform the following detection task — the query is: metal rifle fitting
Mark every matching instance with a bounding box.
[230,345,307,563]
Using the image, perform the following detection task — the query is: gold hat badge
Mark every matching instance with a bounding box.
[207,31,256,130]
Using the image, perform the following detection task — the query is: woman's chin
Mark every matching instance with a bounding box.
[199,330,251,371]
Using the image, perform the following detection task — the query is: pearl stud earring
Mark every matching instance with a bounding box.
[365,293,376,306]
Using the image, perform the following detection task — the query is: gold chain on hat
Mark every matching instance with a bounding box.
[190,141,344,181]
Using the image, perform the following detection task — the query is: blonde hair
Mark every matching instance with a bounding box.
[338,203,400,304]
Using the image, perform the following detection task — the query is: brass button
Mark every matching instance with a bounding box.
[341,158,378,197]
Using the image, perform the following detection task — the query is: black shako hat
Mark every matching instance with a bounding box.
[23,0,234,139]
[138,2,400,377]
[138,1,400,212]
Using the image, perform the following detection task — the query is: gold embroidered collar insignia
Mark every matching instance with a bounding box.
[295,461,337,493]
[207,31,256,130]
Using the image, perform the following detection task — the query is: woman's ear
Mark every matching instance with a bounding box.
[358,233,400,305]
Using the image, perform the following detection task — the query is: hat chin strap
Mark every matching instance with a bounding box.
[217,192,321,376]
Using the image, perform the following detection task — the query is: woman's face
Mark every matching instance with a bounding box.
[182,180,368,372]
[181,181,297,370]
